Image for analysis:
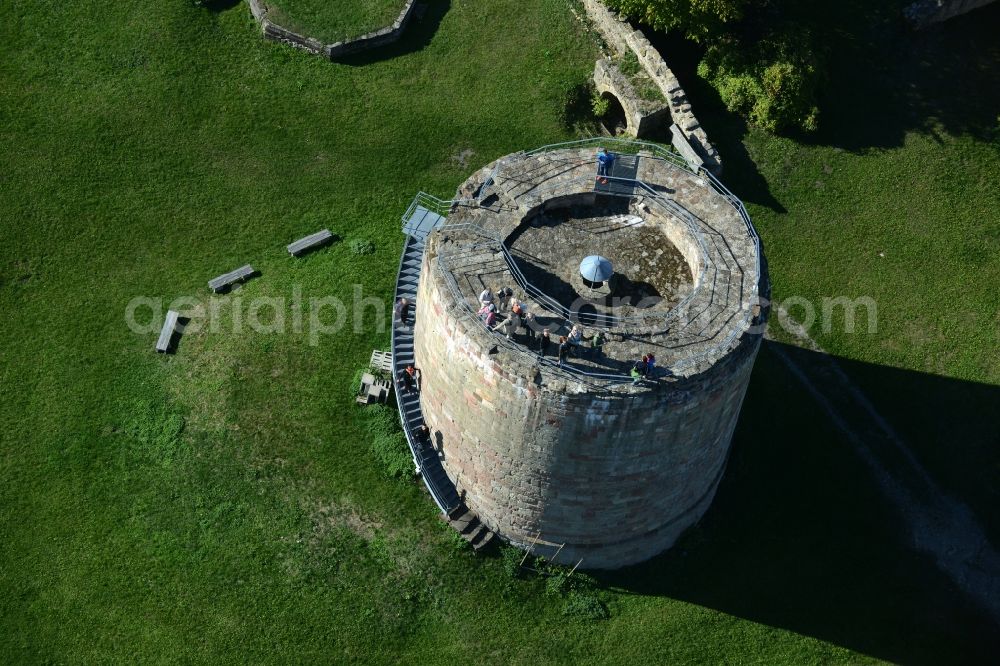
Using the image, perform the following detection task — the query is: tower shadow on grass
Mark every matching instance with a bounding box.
[592,341,1000,664]
[336,0,452,66]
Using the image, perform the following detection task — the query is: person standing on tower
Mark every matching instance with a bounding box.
[538,328,552,357]
[523,312,537,341]
[590,330,606,357]
[558,336,570,367]
[596,146,615,185]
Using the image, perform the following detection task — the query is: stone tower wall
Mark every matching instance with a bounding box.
[413,241,762,568]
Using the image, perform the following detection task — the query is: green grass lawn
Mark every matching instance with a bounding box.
[1,0,998,662]
[266,0,409,43]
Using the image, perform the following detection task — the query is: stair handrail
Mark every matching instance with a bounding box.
[391,234,457,514]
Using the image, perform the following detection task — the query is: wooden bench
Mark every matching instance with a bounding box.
[287,229,334,256]
[208,264,254,293]
[156,310,180,353]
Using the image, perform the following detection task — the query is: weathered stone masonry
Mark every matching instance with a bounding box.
[580,0,721,171]
[410,149,766,568]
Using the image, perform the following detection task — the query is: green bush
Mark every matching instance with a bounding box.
[562,592,610,620]
[698,34,821,133]
[363,404,401,437]
[349,238,376,255]
[591,91,610,118]
[370,430,413,480]
[545,570,571,597]
[604,0,824,133]
[603,0,748,42]
[500,544,524,579]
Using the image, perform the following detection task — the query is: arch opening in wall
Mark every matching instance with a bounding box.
[598,92,627,136]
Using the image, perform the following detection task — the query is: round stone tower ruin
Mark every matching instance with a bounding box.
[411,144,767,569]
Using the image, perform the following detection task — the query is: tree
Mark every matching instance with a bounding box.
[602,0,750,42]
[698,33,821,133]
[602,0,823,132]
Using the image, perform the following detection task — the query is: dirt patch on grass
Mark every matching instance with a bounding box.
[308,497,384,542]
[451,148,476,169]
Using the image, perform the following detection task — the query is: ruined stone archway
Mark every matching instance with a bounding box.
[592,59,672,139]
[598,92,627,135]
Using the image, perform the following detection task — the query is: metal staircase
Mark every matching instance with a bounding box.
[393,202,496,551]
[391,233,460,514]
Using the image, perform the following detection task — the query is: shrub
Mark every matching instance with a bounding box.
[562,592,610,620]
[370,430,413,480]
[698,34,821,133]
[605,0,824,133]
[757,60,819,132]
[545,570,571,597]
[591,91,610,118]
[603,0,749,42]
[350,238,376,255]
[500,544,524,579]
[363,404,401,436]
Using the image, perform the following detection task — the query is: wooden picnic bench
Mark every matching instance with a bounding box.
[208,264,254,293]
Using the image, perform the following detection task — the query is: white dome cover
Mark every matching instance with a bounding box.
[580,255,613,282]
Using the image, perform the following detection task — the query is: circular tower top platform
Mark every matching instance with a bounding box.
[425,145,764,389]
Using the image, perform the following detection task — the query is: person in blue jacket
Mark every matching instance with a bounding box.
[596,147,615,184]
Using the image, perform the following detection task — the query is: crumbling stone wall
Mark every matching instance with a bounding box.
[413,237,762,569]
[247,0,416,60]
[580,0,720,171]
[593,59,674,138]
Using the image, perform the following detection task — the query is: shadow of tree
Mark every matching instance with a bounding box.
[638,0,1000,208]
[790,0,1000,151]
[590,341,1000,663]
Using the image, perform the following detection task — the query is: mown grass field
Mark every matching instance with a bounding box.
[1,0,998,663]
[266,0,407,43]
